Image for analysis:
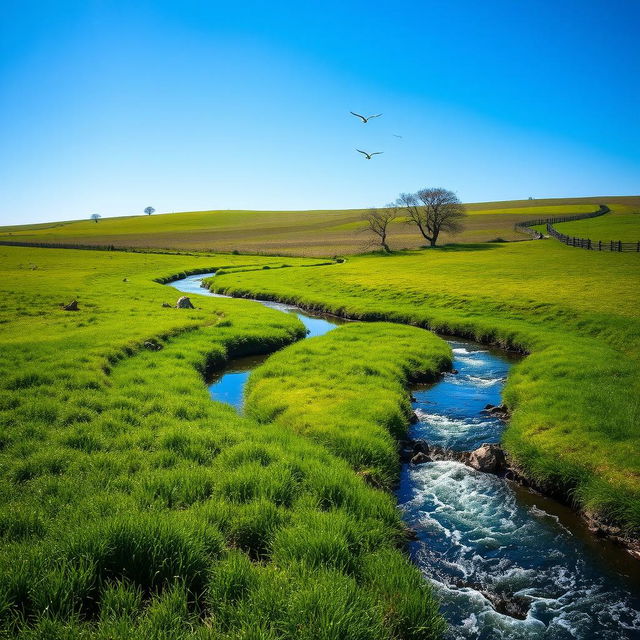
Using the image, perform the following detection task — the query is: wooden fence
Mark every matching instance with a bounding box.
[514,204,610,240]
[545,224,640,252]
[514,205,639,252]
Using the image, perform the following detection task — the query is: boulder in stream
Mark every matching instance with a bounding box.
[176,296,195,309]
[468,443,507,474]
[410,452,432,465]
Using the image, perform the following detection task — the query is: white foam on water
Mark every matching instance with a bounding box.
[465,375,504,387]
[413,411,500,448]
[402,462,640,639]
[452,347,486,356]
[455,356,487,367]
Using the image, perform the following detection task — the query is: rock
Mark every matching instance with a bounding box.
[410,395,418,402]
[144,341,163,351]
[162,302,172,308]
[399,446,414,462]
[409,411,419,424]
[357,469,384,489]
[62,300,79,311]
[481,403,510,420]
[480,590,529,620]
[451,369,459,375]
[176,296,195,309]
[123,278,128,282]
[403,526,419,541]
[412,440,429,455]
[468,444,507,474]
[410,452,432,465]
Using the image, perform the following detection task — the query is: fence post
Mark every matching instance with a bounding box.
[637,241,640,252]
[618,241,622,252]
[598,240,602,251]
[588,238,592,250]
[610,241,614,251]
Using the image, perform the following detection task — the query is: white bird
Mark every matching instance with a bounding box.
[350,111,383,123]
[356,149,383,160]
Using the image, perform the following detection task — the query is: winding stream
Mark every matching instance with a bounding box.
[168,273,640,640]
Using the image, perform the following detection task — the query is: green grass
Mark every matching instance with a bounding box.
[2,196,637,256]
[549,205,640,242]
[0,246,446,639]
[244,323,452,488]
[210,240,640,533]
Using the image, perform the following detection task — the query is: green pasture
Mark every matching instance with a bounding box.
[211,240,640,533]
[550,205,640,242]
[245,323,452,488]
[0,246,447,639]
[2,196,636,256]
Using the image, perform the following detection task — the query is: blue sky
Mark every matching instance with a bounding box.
[0,0,638,225]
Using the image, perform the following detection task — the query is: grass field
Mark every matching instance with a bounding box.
[2,196,637,256]
[245,323,452,489]
[0,246,456,639]
[210,240,640,534]
[550,204,640,242]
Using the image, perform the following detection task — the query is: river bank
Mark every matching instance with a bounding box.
[170,273,640,639]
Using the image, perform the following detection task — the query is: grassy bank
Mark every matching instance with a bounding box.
[2,197,637,256]
[0,246,448,638]
[210,241,640,534]
[245,323,452,489]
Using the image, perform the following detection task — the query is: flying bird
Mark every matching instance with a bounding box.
[356,149,383,160]
[350,112,382,123]
[393,134,403,138]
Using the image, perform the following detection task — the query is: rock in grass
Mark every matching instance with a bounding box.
[176,296,195,309]
[62,300,79,311]
[468,443,506,474]
[144,341,162,351]
[162,302,172,308]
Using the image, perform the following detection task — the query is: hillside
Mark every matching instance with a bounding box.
[1,196,638,257]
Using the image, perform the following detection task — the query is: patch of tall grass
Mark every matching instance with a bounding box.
[0,246,446,638]
[245,323,451,488]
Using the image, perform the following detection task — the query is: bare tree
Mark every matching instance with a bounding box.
[90,213,101,223]
[362,206,396,253]
[144,206,155,216]
[399,187,466,246]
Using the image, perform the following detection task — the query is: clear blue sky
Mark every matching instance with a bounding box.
[1,0,638,225]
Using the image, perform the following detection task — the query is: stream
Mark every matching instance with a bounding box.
[168,273,640,639]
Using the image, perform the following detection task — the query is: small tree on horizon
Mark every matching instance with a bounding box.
[361,207,396,253]
[90,213,101,223]
[398,187,466,246]
[144,206,155,216]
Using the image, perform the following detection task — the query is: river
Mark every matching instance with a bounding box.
[168,273,640,640]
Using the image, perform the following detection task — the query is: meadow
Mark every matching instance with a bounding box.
[210,239,640,534]
[2,196,637,256]
[0,246,452,639]
[550,204,640,242]
[244,323,452,489]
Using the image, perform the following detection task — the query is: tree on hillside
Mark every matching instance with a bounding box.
[398,187,466,246]
[90,213,101,223]
[144,206,155,216]
[362,206,396,253]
